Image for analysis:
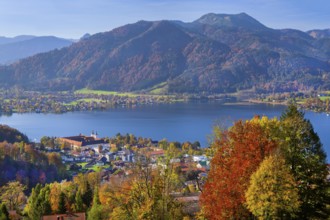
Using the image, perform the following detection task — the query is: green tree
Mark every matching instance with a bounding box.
[82,182,93,208]
[39,185,52,215]
[88,203,104,220]
[87,187,107,220]
[74,191,84,212]
[73,173,93,208]
[245,154,300,219]
[0,203,9,220]
[25,184,42,219]
[25,184,52,219]
[158,139,169,150]
[280,105,329,219]
[166,142,181,158]
[40,136,55,149]
[192,141,201,149]
[58,192,67,214]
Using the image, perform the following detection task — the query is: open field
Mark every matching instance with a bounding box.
[319,96,330,101]
[76,162,111,172]
[74,88,138,97]
[147,82,168,95]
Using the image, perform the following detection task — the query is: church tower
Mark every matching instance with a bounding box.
[91,130,98,139]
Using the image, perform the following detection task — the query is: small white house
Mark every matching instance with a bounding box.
[192,155,208,162]
[61,155,74,163]
[96,161,105,166]
[170,158,181,163]
[196,161,210,170]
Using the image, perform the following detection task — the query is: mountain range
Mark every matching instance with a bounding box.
[0,13,329,94]
[0,36,74,64]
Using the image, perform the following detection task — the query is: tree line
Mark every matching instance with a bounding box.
[2,157,185,220]
[0,141,67,190]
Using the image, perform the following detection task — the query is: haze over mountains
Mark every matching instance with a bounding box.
[0,36,74,64]
[0,13,329,94]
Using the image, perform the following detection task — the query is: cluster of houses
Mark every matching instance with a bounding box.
[58,132,134,164]
[57,132,210,190]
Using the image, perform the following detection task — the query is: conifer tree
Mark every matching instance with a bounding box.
[25,183,42,220]
[74,191,84,212]
[58,192,67,214]
[0,203,9,220]
[280,105,329,219]
[38,185,52,215]
[82,182,93,208]
[26,184,53,218]
[87,187,106,220]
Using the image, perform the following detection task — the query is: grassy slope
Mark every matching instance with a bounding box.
[147,82,168,95]
[74,88,138,97]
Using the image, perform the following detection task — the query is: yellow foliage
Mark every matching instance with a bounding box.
[245,154,300,219]
[188,184,196,193]
[49,182,61,213]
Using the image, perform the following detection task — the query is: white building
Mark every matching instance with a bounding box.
[192,155,208,162]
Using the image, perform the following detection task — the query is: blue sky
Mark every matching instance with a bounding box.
[0,0,329,39]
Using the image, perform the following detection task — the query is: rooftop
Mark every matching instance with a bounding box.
[59,134,107,147]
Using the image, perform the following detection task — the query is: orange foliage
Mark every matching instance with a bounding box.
[99,176,133,210]
[200,119,277,219]
[49,182,61,213]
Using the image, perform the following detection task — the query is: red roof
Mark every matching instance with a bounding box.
[148,149,165,157]
[59,135,107,147]
[42,212,86,220]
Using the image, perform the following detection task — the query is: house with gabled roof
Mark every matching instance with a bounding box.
[58,132,109,150]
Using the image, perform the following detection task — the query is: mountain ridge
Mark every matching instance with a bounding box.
[0,13,329,93]
[0,36,74,64]
[193,12,268,30]
[0,35,36,45]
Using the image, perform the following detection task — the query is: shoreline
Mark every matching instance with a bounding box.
[245,99,288,106]
[0,94,329,115]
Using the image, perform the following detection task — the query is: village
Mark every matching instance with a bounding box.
[0,127,211,219]
[0,89,179,114]
[43,131,210,197]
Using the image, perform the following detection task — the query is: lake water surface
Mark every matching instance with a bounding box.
[0,102,329,160]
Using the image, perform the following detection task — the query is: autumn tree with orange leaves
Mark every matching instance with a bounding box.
[200,117,278,220]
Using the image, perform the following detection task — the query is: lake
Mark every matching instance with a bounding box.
[0,102,329,160]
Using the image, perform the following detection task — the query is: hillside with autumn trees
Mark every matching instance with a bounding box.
[0,124,28,143]
[0,13,330,93]
[0,141,68,190]
[0,124,68,195]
